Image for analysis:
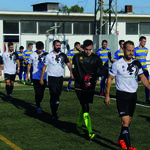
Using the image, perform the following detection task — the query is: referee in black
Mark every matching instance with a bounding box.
[0,55,3,76]
[72,39,106,140]
[105,41,150,150]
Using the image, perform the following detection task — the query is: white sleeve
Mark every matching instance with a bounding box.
[109,63,117,77]
[44,55,49,66]
[138,68,143,75]
[28,55,33,64]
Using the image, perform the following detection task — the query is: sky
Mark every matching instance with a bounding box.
[0,0,150,14]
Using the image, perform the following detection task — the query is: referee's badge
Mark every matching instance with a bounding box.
[80,57,83,60]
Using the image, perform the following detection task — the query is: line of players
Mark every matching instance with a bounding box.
[67,36,150,104]
[0,37,149,150]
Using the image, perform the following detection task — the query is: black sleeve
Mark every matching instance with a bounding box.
[14,52,19,60]
[96,55,106,77]
[0,56,3,65]
[72,54,78,80]
[61,53,69,64]
[132,60,142,69]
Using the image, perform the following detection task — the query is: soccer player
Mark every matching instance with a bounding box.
[23,43,33,85]
[97,40,113,96]
[27,41,48,114]
[17,46,25,82]
[2,42,20,100]
[105,41,150,150]
[72,40,106,140]
[114,40,125,61]
[134,36,150,104]
[40,40,73,119]
[67,42,80,91]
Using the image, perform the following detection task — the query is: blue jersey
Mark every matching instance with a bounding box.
[17,51,25,67]
[113,50,124,61]
[133,46,148,71]
[23,49,33,65]
[68,49,80,65]
[97,48,112,69]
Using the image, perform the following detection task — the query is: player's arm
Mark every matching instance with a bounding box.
[27,63,31,81]
[16,58,20,74]
[139,73,150,90]
[104,74,115,105]
[66,62,74,79]
[40,65,47,85]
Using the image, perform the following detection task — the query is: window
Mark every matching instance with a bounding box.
[126,23,138,35]
[21,21,36,33]
[57,22,72,34]
[4,36,19,42]
[74,22,89,34]
[3,21,19,34]
[38,22,55,34]
[140,23,150,34]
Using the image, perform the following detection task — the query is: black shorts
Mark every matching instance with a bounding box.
[33,79,47,89]
[116,90,137,117]
[75,82,95,104]
[4,74,16,81]
[48,76,63,94]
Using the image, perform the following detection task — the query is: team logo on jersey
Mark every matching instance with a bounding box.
[127,63,138,76]
[80,57,83,60]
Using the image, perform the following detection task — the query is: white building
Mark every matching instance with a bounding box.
[1,2,150,75]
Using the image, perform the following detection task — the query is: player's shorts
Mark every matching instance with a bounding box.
[48,76,63,95]
[4,73,16,81]
[75,82,95,104]
[116,90,137,117]
[33,79,47,89]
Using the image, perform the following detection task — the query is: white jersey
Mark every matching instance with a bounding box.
[28,51,48,80]
[44,51,69,77]
[2,51,19,74]
[109,58,143,93]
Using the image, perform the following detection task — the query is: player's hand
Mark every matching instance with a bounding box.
[17,69,20,74]
[26,76,29,82]
[40,79,44,85]
[104,96,110,106]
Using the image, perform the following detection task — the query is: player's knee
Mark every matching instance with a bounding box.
[82,103,89,113]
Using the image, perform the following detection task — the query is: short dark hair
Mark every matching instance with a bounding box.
[19,46,24,50]
[123,40,134,50]
[74,42,80,47]
[102,40,107,44]
[8,42,13,47]
[139,36,146,41]
[119,40,125,45]
[53,40,61,46]
[28,43,33,48]
[80,45,84,48]
[83,40,93,48]
[36,41,44,50]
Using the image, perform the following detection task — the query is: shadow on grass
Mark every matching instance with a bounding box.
[139,115,150,122]
[0,91,118,150]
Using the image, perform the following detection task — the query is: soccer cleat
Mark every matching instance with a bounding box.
[23,81,26,85]
[117,139,127,149]
[37,107,42,114]
[76,126,85,134]
[52,114,59,120]
[89,133,96,140]
[31,82,33,86]
[128,145,137,150]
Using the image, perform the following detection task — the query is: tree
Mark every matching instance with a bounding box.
[61,5,84,13]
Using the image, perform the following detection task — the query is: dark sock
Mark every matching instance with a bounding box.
[6,85,10,95]
[50,101,56,115]
[9,85,14,95]
[120,126,131,147]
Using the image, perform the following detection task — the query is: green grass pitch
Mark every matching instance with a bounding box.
[0,82,149,150]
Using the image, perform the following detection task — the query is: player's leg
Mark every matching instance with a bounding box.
[67,78,73,91]
[19,66,23,82]
[144,71,150,103]
[30,66,33,85]
[33,79,46,114]
[49,76,63,119]
[9,74,16,97]
[23,65,27,84]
